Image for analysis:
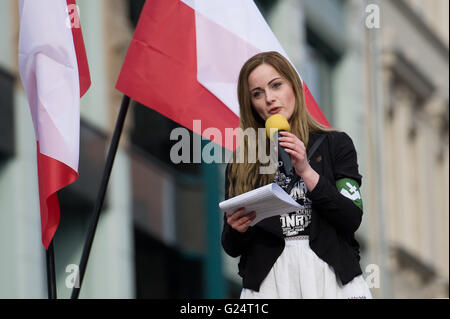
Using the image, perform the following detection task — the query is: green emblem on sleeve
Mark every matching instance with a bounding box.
[336,178,363,210]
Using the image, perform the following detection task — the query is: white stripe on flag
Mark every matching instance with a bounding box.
[181,0,297,117]
[18,0,80,172]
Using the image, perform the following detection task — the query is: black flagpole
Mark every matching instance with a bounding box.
[46,240,57,299]
[71,95,131,299]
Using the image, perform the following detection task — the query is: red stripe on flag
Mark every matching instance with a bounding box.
[66,0,91,97]
[303,82,331,128]
[37,143,78,249]
[116,0,239,148]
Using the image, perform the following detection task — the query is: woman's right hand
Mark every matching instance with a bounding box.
[226,208,256,233]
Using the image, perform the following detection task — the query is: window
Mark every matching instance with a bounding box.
[134,226,204,298]
[0,68,14,159]
[303,28,340,125]
[131,103,202,174]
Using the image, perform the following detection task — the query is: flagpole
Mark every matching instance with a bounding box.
[46,240,57,299]
[71,95,131,299]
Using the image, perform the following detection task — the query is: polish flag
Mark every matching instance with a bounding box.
[18,0,91,249]
[116,0,329,149]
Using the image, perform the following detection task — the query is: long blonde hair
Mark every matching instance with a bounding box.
[227,51,333,197]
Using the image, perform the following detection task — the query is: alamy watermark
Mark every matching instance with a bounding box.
[65,264,80,289]
[169,120,279,174]
[365,4,380,29]
[365,264,380,289]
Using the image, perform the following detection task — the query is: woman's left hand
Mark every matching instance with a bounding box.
[278,131,310,176]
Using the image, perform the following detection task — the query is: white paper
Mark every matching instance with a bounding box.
[219,183,302,226]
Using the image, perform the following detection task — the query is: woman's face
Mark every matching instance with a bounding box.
[248,63,296,122]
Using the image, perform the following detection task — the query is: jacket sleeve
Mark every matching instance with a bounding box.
[306,132,363,234]
[221,163,253,258]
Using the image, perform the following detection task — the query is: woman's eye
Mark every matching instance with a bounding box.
[273,82,282,88]
[253,91,262,98]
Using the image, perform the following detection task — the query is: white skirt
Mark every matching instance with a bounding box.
[240,237,373,299]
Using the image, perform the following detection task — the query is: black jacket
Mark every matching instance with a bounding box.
[221,131,363,292]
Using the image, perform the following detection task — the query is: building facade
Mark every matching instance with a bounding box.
[374,0,449,298]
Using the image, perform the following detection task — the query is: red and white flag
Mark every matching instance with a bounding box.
[116,0,329,149]
[18,0,91,249]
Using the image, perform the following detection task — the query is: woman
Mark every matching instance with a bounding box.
[222,51,372,299]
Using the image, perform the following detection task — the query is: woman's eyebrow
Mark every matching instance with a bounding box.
[250,77,282,92]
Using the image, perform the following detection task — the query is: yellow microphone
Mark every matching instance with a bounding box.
[265,114,291,139]
[265,114,294,176]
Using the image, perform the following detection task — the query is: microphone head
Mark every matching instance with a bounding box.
[265,114,291,139]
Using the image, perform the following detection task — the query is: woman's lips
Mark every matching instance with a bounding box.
[269,107,281,114]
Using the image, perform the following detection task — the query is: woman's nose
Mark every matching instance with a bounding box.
[265,89,275,104]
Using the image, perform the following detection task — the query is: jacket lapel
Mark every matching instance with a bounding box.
[307,133,327,243]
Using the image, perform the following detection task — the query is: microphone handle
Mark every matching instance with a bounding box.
[277,132,294,176]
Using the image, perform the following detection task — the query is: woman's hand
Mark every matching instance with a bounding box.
[278,131,310,175]
[278,131,320,191]
[226,208,256,233]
